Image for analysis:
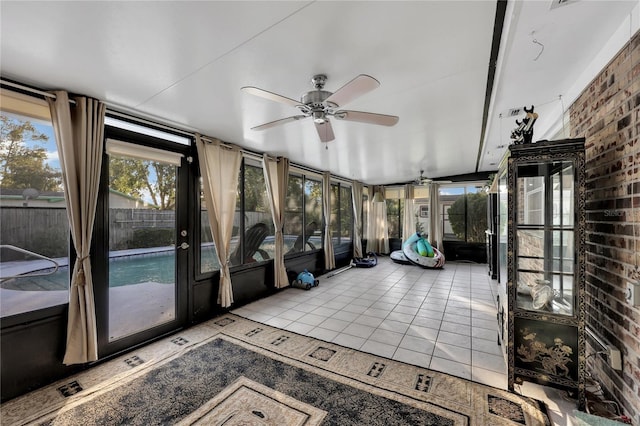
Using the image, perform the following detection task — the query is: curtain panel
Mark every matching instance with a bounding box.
[429,183,443,250]
[322,172,335,270]
[195,135,242,308]
[367,185,389,254]
[351,181,363,258]
[47,91,105,365]
[402,184,415,242]
[263,154,289,288]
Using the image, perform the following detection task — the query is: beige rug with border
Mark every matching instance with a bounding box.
[1,314,550,425]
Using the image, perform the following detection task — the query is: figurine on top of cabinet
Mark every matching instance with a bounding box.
[511,105,538,144]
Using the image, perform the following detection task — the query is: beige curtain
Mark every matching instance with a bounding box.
[322,172,335,270]
[195,135,242,307]
[263,154,289,288]
[351,181,363,257]
[402,184,415,242]
[367,185,389,254]
[47,91,105,365]
[429,182,443,250]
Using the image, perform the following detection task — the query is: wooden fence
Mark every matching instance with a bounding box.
[1,207,274,259]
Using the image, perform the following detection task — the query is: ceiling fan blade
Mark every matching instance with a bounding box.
[241,86,301,107]
[251,115,307,131]
[325,74,379,107]
[334,110,399,126]
[315,120,335,142]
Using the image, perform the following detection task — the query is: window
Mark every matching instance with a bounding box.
[386,199,403,239]
[384,186,404,239]
[104,116,191,146]
[330,184,339,244]
[330,182,353,246]
[199,178,219,274]
[0,90,69,317]
[204,158,274,268]
[413,185,430,237]
[340,185,353,242]
[362,186,370,240]
[239,160,273,263]
[201,162,325,269]
[440,184,487,243]
[303,176,323,251]
[284,173,323,255]
[304,177,323,251]
[284,174,307,254]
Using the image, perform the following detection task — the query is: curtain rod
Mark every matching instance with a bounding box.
[199,135,272,162]
[2,79,57,99]
[2,78,353,183]
[1,79,76,104]
[290,162,353,185]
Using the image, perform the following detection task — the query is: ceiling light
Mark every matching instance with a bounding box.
[313,111,326,124]
[372,191,385,203]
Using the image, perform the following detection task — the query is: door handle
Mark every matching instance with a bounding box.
[179,242,189,250]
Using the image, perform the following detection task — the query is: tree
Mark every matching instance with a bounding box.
[0,114,61,191]
[109,157,176,210]
[339,186,352,238]
[243,165,268,212]
[386,199,402,239]
[448,192,487,243]
[304,179,322,227]
[148,162,176,210]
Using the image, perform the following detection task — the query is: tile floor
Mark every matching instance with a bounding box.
[232,256,580,425]
[232,256,507,388]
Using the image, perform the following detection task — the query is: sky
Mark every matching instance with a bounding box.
[32,121,60,170]
[3,112,60,171]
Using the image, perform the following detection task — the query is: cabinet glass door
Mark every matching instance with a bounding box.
[515,161,575,316]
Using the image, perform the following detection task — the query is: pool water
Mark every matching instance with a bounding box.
[109,253,175,286]
[2,252,176,291]
[1,268,70,291]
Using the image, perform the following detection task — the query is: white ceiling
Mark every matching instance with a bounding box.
[1,1,638,185]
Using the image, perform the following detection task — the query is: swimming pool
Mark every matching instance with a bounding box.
[1,251,176,291]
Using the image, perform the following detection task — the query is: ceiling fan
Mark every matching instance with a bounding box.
[414,170,432,185]
[413,170,451,185]
[241,74,399,142]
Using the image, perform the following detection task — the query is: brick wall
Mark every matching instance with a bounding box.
[569,30,640,420]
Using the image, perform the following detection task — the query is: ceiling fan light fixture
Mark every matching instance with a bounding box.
[312,110,326,124]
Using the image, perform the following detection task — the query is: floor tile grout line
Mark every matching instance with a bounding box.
[232,258,506,385]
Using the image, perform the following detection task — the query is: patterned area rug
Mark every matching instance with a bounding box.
[1,314,551,425]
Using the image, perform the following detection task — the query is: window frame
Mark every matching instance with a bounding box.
[0,89,72,319]
[440,182,487,243]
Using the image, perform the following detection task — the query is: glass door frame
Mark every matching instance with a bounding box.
[94,123,194,358]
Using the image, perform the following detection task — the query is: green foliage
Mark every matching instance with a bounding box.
[339,186,352,238]
[243,165,268,212]
[386,199,403,239]
[109,157,176,210]
[109,157,148,199]
[0,114,61,191]
[0,226,69,260]
[304,179,323,229]
[448,192,488,243]
[29,227,69,258]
